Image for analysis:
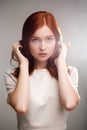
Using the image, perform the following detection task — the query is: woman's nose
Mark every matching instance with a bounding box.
[39,41,46,51]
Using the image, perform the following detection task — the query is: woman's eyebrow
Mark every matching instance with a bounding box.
[47,35,54,37]
[46,35,55,38]
[31,36,40,38]
[31,35,54,39]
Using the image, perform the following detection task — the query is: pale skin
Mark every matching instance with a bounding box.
[7,25,80,114]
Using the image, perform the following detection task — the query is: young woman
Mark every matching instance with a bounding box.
[5,11,80,130]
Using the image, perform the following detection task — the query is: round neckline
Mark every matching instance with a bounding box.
[34,68,47,72]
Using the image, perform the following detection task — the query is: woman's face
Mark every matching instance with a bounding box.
[29,25,56,65]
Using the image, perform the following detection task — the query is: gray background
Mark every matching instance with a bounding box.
[0,0,87,130]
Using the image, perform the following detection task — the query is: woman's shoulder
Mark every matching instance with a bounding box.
[4,68,17,94]
[5,68,17,81]
[67,65,79,86]
[5,68,16,75]
[67,65,78,75]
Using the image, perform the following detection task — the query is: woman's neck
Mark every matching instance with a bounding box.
[34,61,47,69]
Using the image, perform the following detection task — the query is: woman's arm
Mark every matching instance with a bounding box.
[7,43,29,114]
[55,42,80,111]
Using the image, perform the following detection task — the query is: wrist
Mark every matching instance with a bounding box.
[58,58,66,65]
[20,60,29,67]
[19,66,29,77]
[20,63,29,71]
[57,58,66,71]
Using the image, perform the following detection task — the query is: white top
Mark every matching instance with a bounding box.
[4,66,79,130]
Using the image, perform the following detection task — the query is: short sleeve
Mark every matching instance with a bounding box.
[4,69,17,94]
[69,66,79,89]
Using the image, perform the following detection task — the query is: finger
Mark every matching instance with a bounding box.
[17,44,22,49]
[58,41,62,44]
[58,41,66,46]
[12,42,19,50]
[66,41,71,48]
[12,43,22,51]
[18,45,23,52]
[57,41,62,48]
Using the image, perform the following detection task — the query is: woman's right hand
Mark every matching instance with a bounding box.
[12,42,29,66]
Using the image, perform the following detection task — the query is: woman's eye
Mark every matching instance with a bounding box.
[31,38,39,43]
[47,37,54,42]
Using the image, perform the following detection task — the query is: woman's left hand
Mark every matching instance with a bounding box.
[54,41,70,66]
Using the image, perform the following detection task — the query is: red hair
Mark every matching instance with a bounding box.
[11,11,62,79]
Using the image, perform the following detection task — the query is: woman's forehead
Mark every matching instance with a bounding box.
[32,25,54,37]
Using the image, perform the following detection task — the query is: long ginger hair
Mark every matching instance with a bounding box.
[11,11,63,79]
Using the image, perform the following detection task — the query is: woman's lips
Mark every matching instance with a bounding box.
[38,53,48,56]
